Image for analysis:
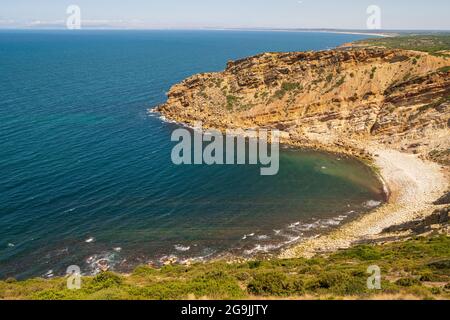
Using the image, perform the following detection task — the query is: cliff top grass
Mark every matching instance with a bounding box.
[354,34,450,56]
[1,235,449,300]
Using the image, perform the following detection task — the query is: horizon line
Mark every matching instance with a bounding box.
[0,27,449,32]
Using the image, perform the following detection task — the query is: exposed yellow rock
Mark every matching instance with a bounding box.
[157,47,450,164]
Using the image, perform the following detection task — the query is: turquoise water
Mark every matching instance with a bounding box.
[0,30,384,279]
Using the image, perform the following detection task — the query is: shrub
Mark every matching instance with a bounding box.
[273,89,286,99]
[281,82,301,91]
[89,272,123,290]
[395,278,421,287]
[315,272,350,289]
[272,82,301,100]
[326,74,333,82]
[419,272,443,282]
[127,281,189,300]
[308,271,367,295]
[438,66,450,73]
[248,261,262,269]
[189,271,243,299]
[32,289,68,300]
[430,287,441,295]
[335,76,346,87]
[333,245,382,261]
[427,259,450,270]
[247,272,290,296]
[235,272,250,281]
[290,279,305,295]
[226,95,239,110]
[132,265,158,276]
[370,67,377,79]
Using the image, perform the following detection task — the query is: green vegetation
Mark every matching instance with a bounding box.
[226,94,240,110]
[280,82,302,92]
[355,35,450,56]
[370,67,377,80]
[1,236,450,300]
[335,76,346,87]
[438,66,450,73]
[323,75,346,94]
[273,82,302,100]
[213,78,224,88]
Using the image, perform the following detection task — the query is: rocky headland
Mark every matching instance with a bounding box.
[156,43,450,257]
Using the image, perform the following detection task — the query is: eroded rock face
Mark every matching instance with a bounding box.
[157,48,450,162]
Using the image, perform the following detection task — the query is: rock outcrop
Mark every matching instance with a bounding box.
[383,206,449,234]
[157,47,450,163]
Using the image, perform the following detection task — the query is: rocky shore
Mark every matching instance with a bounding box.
[281,145,448,258]
[156,45,450,258]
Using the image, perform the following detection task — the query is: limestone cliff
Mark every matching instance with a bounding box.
[156,48,450,164]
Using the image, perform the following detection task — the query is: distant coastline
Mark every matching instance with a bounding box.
[199,28,396,38]
[3,27,449,38]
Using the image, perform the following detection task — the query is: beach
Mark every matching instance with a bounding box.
[281,143,449,258]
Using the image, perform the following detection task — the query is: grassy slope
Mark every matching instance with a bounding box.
[354,34,450,56]
[1,236,449,300]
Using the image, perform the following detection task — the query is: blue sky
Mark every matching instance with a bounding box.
[1,0,449,30]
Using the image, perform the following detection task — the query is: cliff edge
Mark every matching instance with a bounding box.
[156,45,450,256]
[157,47,449,164]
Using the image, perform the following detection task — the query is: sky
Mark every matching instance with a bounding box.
[0,0,449,30]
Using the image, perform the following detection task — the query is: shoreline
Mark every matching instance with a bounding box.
[154,110,448,261]
[151,30,449,262]
[199,28,395,38]
[0,28,395,38]
[280,141,448,258]
[153,111,423,262]
[149,103,450,261]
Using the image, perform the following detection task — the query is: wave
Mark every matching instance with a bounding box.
[244,243,284,255]
[86,251,120,275]
[243,235,302,255]
[174,244,191,252]
[242,233,255,240]
[364,200,382,208]
[44,269,54,278]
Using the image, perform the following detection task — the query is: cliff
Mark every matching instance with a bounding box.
[157,47,450,164]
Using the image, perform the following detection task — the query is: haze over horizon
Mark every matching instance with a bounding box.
[1,0,449,30]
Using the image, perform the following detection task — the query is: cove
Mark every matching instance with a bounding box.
[0,30,381,279]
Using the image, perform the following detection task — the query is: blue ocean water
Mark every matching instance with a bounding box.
[0,30,383,279]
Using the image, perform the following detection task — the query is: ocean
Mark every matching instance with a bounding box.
[0,30,384,279]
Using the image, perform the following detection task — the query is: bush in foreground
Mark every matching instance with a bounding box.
[0,235,449,300]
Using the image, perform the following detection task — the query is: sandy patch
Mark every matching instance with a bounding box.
[280,143,448,258]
